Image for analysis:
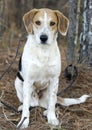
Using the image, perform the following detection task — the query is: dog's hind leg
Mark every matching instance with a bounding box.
[15,77,23,103]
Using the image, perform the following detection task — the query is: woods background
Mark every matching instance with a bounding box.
[1,0,92,66]
[0,0,68,33]
[0,1,92,130]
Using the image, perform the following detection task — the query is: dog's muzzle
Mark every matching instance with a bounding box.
[40,35,48,44]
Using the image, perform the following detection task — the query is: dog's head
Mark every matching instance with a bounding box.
[23,8,69,45]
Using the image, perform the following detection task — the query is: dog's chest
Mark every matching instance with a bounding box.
[22,43,61,81]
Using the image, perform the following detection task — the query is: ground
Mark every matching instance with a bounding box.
[0,39,92,130]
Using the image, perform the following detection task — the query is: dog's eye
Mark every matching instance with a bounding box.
[50,21,55,26]
[35,21,41,25]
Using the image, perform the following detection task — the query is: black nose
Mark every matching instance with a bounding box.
[40,35,48,43]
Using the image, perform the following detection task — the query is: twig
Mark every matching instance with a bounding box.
[2,108,16,128]
[0,90,4,99]
[0,112,18,118]
[67,107,92,114]
[82,107,92,114]
[0,90,4,107]
[0,100,19,113]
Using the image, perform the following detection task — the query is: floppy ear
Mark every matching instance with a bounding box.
[23,9,38,34]
[55,10,69,36]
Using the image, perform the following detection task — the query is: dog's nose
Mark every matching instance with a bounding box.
[40,35,48,43]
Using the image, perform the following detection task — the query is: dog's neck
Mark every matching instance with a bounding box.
[25,34,60,64]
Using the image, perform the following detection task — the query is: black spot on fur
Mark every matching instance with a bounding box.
[19,56,22,71]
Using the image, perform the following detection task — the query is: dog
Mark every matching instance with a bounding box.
[15,8,90,129]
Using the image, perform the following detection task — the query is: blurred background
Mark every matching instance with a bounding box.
[0,0,69,59]
[0,0,68,29]
[0,1,92,130]
[0,0,82,64]
[0,0,68,38]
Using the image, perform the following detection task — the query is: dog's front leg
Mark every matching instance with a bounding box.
[17,80,33,129]
[47,77,59,126]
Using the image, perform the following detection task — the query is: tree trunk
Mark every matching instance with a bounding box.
[0,0,8,35]
[79,0,92,66]
[88,0,92,66]
[79,0,89,63]
[67,0,77,65]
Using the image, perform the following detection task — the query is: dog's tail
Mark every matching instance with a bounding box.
[57,95,90,106]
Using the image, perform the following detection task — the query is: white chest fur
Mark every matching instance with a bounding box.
[21,35,61,82]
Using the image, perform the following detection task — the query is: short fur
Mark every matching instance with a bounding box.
[15,8,89,129]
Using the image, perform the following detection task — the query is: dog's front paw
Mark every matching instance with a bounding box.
[18,105,23,112]
[17,117,29,129]
[47,113,59,126]
[43,110,48,116]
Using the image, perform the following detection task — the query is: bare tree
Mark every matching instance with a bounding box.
[79,0,92,66]
[79,0,89,63]
[67,0,77,65]
[0,0,8,35]
[88,0,92,66]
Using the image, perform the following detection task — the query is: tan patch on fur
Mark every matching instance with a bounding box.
[23,9,38,33]
[23,8,69,35]
[55,10,69,36]
[33,8,58,31]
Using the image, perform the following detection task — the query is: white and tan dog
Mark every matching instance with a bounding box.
[15,8,89,129]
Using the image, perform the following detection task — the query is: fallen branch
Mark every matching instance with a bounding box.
[2,108,16,128]
[0,100,19,113]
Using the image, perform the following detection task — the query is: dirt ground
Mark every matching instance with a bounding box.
[0,39,92,130]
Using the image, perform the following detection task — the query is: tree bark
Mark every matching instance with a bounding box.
[79,0,89,63]
[88,0,92,66]
[0,0,8,34]
[67,0,77,65]
[79,0,92,66]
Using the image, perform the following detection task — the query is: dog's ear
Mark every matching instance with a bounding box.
[55,10,69,36]
[23,9,38,34]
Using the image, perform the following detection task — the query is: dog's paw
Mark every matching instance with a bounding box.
[47,113,59,126]
[17,117,29,129]
[43,110,48,116]
[48,117,59,126]
[18,105,23,112]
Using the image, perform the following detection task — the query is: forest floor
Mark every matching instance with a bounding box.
[0,39,92,130]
